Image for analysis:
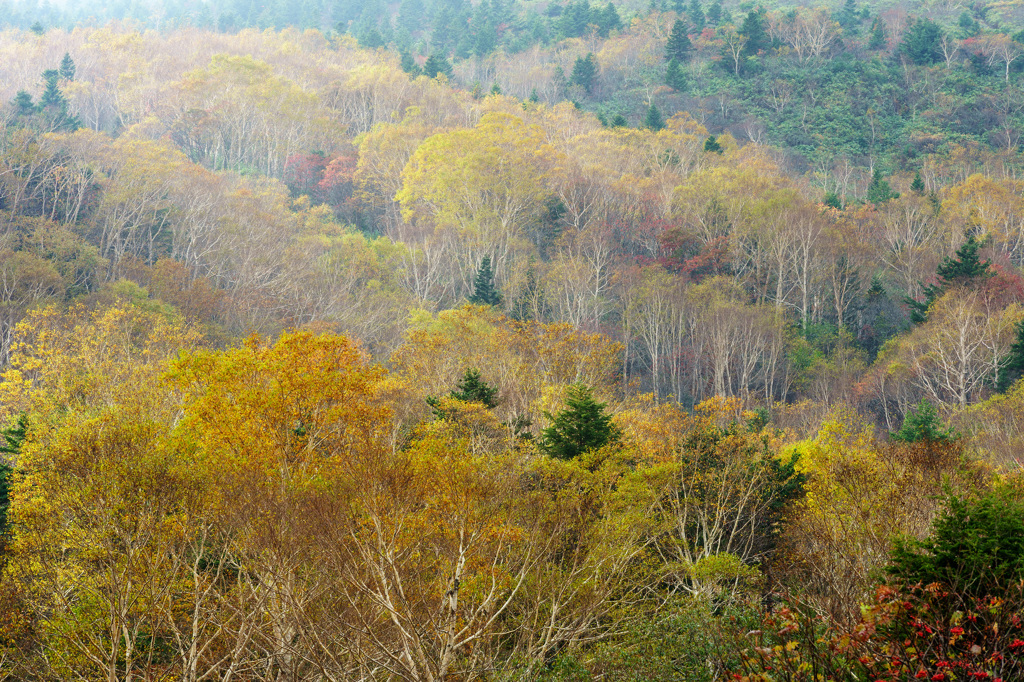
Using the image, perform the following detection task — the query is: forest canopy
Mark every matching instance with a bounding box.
[1,0,1024,678]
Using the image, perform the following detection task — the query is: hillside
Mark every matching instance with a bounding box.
[0,3,1023,680]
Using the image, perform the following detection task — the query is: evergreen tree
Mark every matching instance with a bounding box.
[426,368,500,417]
[907,233,992,323]
[38,70,64,108]
[596,2,621,37]
[837,0,859,31]
[540,384,619,460]
[528,87,540,103]
[823,190,843,209]
[998,318,1024,391]
[869,17,886,49]
[740,7,770,55]
[468,254,502,306]
[688,0,705,31]
[29,21,44,35]
[12,90,34,115]
[900,18,944,65]
[490,82,502,95]
[890,399,956,444]
[36,69,79,131]
[888,489,1024,599]
[611,113,628,127]
[59,52,75,80]
[422,52,454,79]
[935,233,992,286]
[911,171,925,194]
[866,168,896,203]
[450,368,499,407]
[665,58,687,90]
[665,19,693,62]
[957,11,980,38]
[569,53,598,93]
[400,50,421,76]
[644,103,665,131]
[705,0,721,25]
[0,415,26,545]
[858,276,907,360]
[703,134,723,153]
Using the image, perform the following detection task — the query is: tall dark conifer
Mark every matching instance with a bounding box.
[469,255,502,306]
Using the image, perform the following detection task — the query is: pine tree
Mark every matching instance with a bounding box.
[38,70,64,109]
[570,53,598,93]
[705,0,721,24]
[490,82,502,95]
[869,18,886,49]
[703,134,723,153]
[0,415,26,543]
[529,87,540,103]
[998,319,1024,391]
[423,53,454,79]
[866,168,896,203]
[838,0,859,30]
[644,103,665,131]
[597,2,621,36]
[901,18,944,65]
[426,368,500,417]
[400,50,421,76]
[907,233,992,324]
[665,58,688,90]
[688,0,705,31]
[540,384,619,460]
[935,233,992,286]
[468,255,502,306]
[451,368,499,407]
[740,7,770,55]
[12,90,34,115]
[666,19,693,62]
[911,171,925,194]
[890,399,956,444]
[59,52,75,81]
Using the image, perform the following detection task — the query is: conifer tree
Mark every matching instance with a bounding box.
[400,50,421,76]
[666,19,693,62]
[469,255,502,306]
[12,90,33,115]
[907,233,992,323]
[890,399,956,444]
[703,134,723,153]
[866,168,896,203]
[666,58,687,90]
[740,7,769,55]
[911,171,925,194]
[998,319,1024,391]
[423,53,454,79]
[450,368,499,408]
[38,70,64,109]
[611,113,628,127]
[869,18,886,49]
[0,415,26,544]
[570,53,598,93]
[688,0,705,31]
[644,103,665,131]
[426,368,500,418]
[59,52,75,80]
[540,384,619,460]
